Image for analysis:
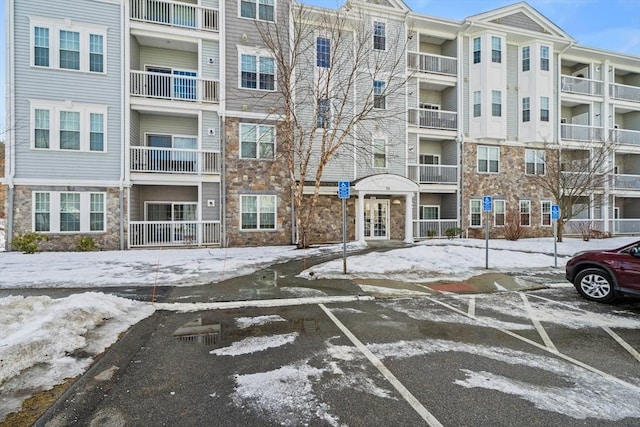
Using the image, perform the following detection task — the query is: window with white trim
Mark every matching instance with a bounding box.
[470,199,482,227]
[240,124,275,159]
[541,200,552,226]
[240,0,274,21]
[31,101,108,152]
[473,37,481,64]
[492,90,502,117]
[540,96,549,122]
[520,200,531,226]
[491,36,501,63]
[540,46,549,71]
[478,146,499,173]
[317,98,331,129]
[522,97,530,122]
[33,191,106,233]
[525,149,545,175]
[373,138,386,168]
[316,37,331,68]
[30,18,106,73]
[522,46,530,71]
[240,53,275,90]
[473,91,481,117]
[373,80,386,109]
[373,21,386,50]
[241,195,276,230]
[421,206,440,220]
[494,199,505,226]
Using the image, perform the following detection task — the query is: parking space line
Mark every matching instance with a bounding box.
[468,296,476,317]
[318,304,443,427]
[519,293,557,352]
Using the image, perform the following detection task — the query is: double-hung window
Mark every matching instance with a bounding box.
[494,200,506,226]
[470,200,482,227]
[33,191,106,233]
[316,37,331,68]
[540,96,549,122]
[473,91,481,117]
[522,97,530,122]
[492,90,502,117]
[525,149,545,175]
[520,200,531,226]
[373,138,386,168]
[89,34,104,72]
[241,195,276,230]
[240,0,274,21]
[540,46,549,71]
[317,98,331,129]
[34,27,50,67]
[541,200,552,226]
[373,21,386,50]
[34,192,50,232]
[478,146,499,173]
[491,36,501,63]
[34,109,50,148]
[240,54,275,90]
[373,80,386,109]
[473,37,481,64]
[522,46,530,71]
[240,124,275,159]
[59,30,80,70]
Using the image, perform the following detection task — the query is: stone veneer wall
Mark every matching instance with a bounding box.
[0,143,5,218]
[12,185,123,251]
[224,118,292,247]
[462,143,557,239]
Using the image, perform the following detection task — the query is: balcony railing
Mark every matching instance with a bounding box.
[130,0,219,31]
[407,52,457,76]
[130,70,219,103]
[614,174,640,190]
[413,219,459,239]
[610,219,640,234]
[129,220,221,247]
[560,124,604,142]
[560,76,603,97]
[610,128,640,145]
[130,146,220,174]
[408,164,457,184]
[610,82,640,103]
[564,219,605,235]
[408,108,457,130]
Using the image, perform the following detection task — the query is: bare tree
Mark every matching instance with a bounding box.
[255,4,410,248]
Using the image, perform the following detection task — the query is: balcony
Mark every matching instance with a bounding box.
[129,220,221,247]
[614,174,640,190]
[413,219,459,239]
[407,52,457,76]
[130,0,219,32]
[561,124,604,142]
[130,146,220,174]
[610,83,640,103]
[610,219,640,234]
[408,108,457,131]
[130,70,219,103]
[610,128,640,145]
[408,164,457,184]
[560,76,604,97]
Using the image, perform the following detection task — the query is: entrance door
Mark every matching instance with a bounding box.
[364,200,389,239]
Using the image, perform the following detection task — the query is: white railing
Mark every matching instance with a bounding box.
[610,128,640,145]
[610,82,640,102]
[560,76,604,96]
[130,146,220,174]
[610,219,640,234]
[413,219,459,239]
[614,174,640,190]
[560,124,604,142]
[408,164,457,184]
[564,219,605,235]
[407,52,457,76]
[130,0,219,31]
[408,108,457,130]
[129,220,221,247]
[130,70,219,103]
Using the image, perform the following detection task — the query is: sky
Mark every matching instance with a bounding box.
[1,1,639,136]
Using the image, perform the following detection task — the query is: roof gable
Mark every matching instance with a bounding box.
[349,0,411,13]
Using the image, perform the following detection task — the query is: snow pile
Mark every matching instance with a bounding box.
[0,218,5,252]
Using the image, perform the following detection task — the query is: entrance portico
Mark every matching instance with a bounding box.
[353,174,419,245]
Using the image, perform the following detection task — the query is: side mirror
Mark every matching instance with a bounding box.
[631,247,640,257]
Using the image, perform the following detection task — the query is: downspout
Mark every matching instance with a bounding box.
[5,0,16,251]
[456,26,468,234]
[119,0,128,250]
[219,1,227,248]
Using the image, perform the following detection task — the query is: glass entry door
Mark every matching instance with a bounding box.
[364,200,389,239]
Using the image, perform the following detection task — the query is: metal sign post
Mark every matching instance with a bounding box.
[483,196,492,269]
[551,204,560,268]
[338,181,350,274]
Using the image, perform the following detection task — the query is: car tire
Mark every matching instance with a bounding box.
[573,268,617,303]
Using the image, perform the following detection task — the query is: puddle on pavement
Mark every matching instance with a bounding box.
[172,313,222,345]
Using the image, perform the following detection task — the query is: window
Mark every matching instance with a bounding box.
[522,46,530,71]
[34,27,49,67]
[240,54,275,90]
[421,206,439,220]
[373,80,386,109]
[540,96,549,122]
[316,37,330,68]
[373,138,386,168]
[473,37,481,64]
[522,97,530,122]
[241,195,276,230]
[317,98,331,129]
[541,200,552,226]
[240,0,274,21]
[473,91,481,117]
[525,149,546,175]
[470,199,482,227]
[520,200,531,226]
[31,101,108,152]
[540,46,549,71]
[30,18,107,73]
[494,200,505,226]
[491,36,501,63]
[240,124,275,159]
[34,191,106,233]
[492,90,501,117]
[373,21,386,50]
[478,146,499,173]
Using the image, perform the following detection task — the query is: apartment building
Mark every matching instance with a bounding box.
[4,0,640,251]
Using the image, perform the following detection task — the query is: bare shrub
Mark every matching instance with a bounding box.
[503,209,525,241]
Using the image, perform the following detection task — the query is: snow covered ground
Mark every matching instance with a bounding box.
[1,232,639,422]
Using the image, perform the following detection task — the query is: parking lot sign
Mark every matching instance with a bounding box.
[338,180,350,199]
[483,196,492,212]
[551,204,560,220]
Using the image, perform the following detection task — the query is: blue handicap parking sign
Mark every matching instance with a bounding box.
[551,204,560,220]
[338,180,350,199]
[483,196,492,212]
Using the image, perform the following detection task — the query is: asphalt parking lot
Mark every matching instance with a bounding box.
[37,285,640,427]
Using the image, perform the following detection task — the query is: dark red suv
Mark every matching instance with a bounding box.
[565,240,640,303]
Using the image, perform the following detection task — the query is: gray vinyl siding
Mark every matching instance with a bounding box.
[130,36,140,70]
[140,47,198,72]
[440,193,457,219]
[441,39,457,58]
[201,111,220,151]
[129,186,141,221]
[140,116,199,140]
[12,0,122,181]
[130,110,141,147]
[442,87,457,111]
[202,182,221,220]
[495,12,545,33]
[462,37,470,135]
[506,44,518,140]
[201,40,220,80]
[441,140,457,166]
